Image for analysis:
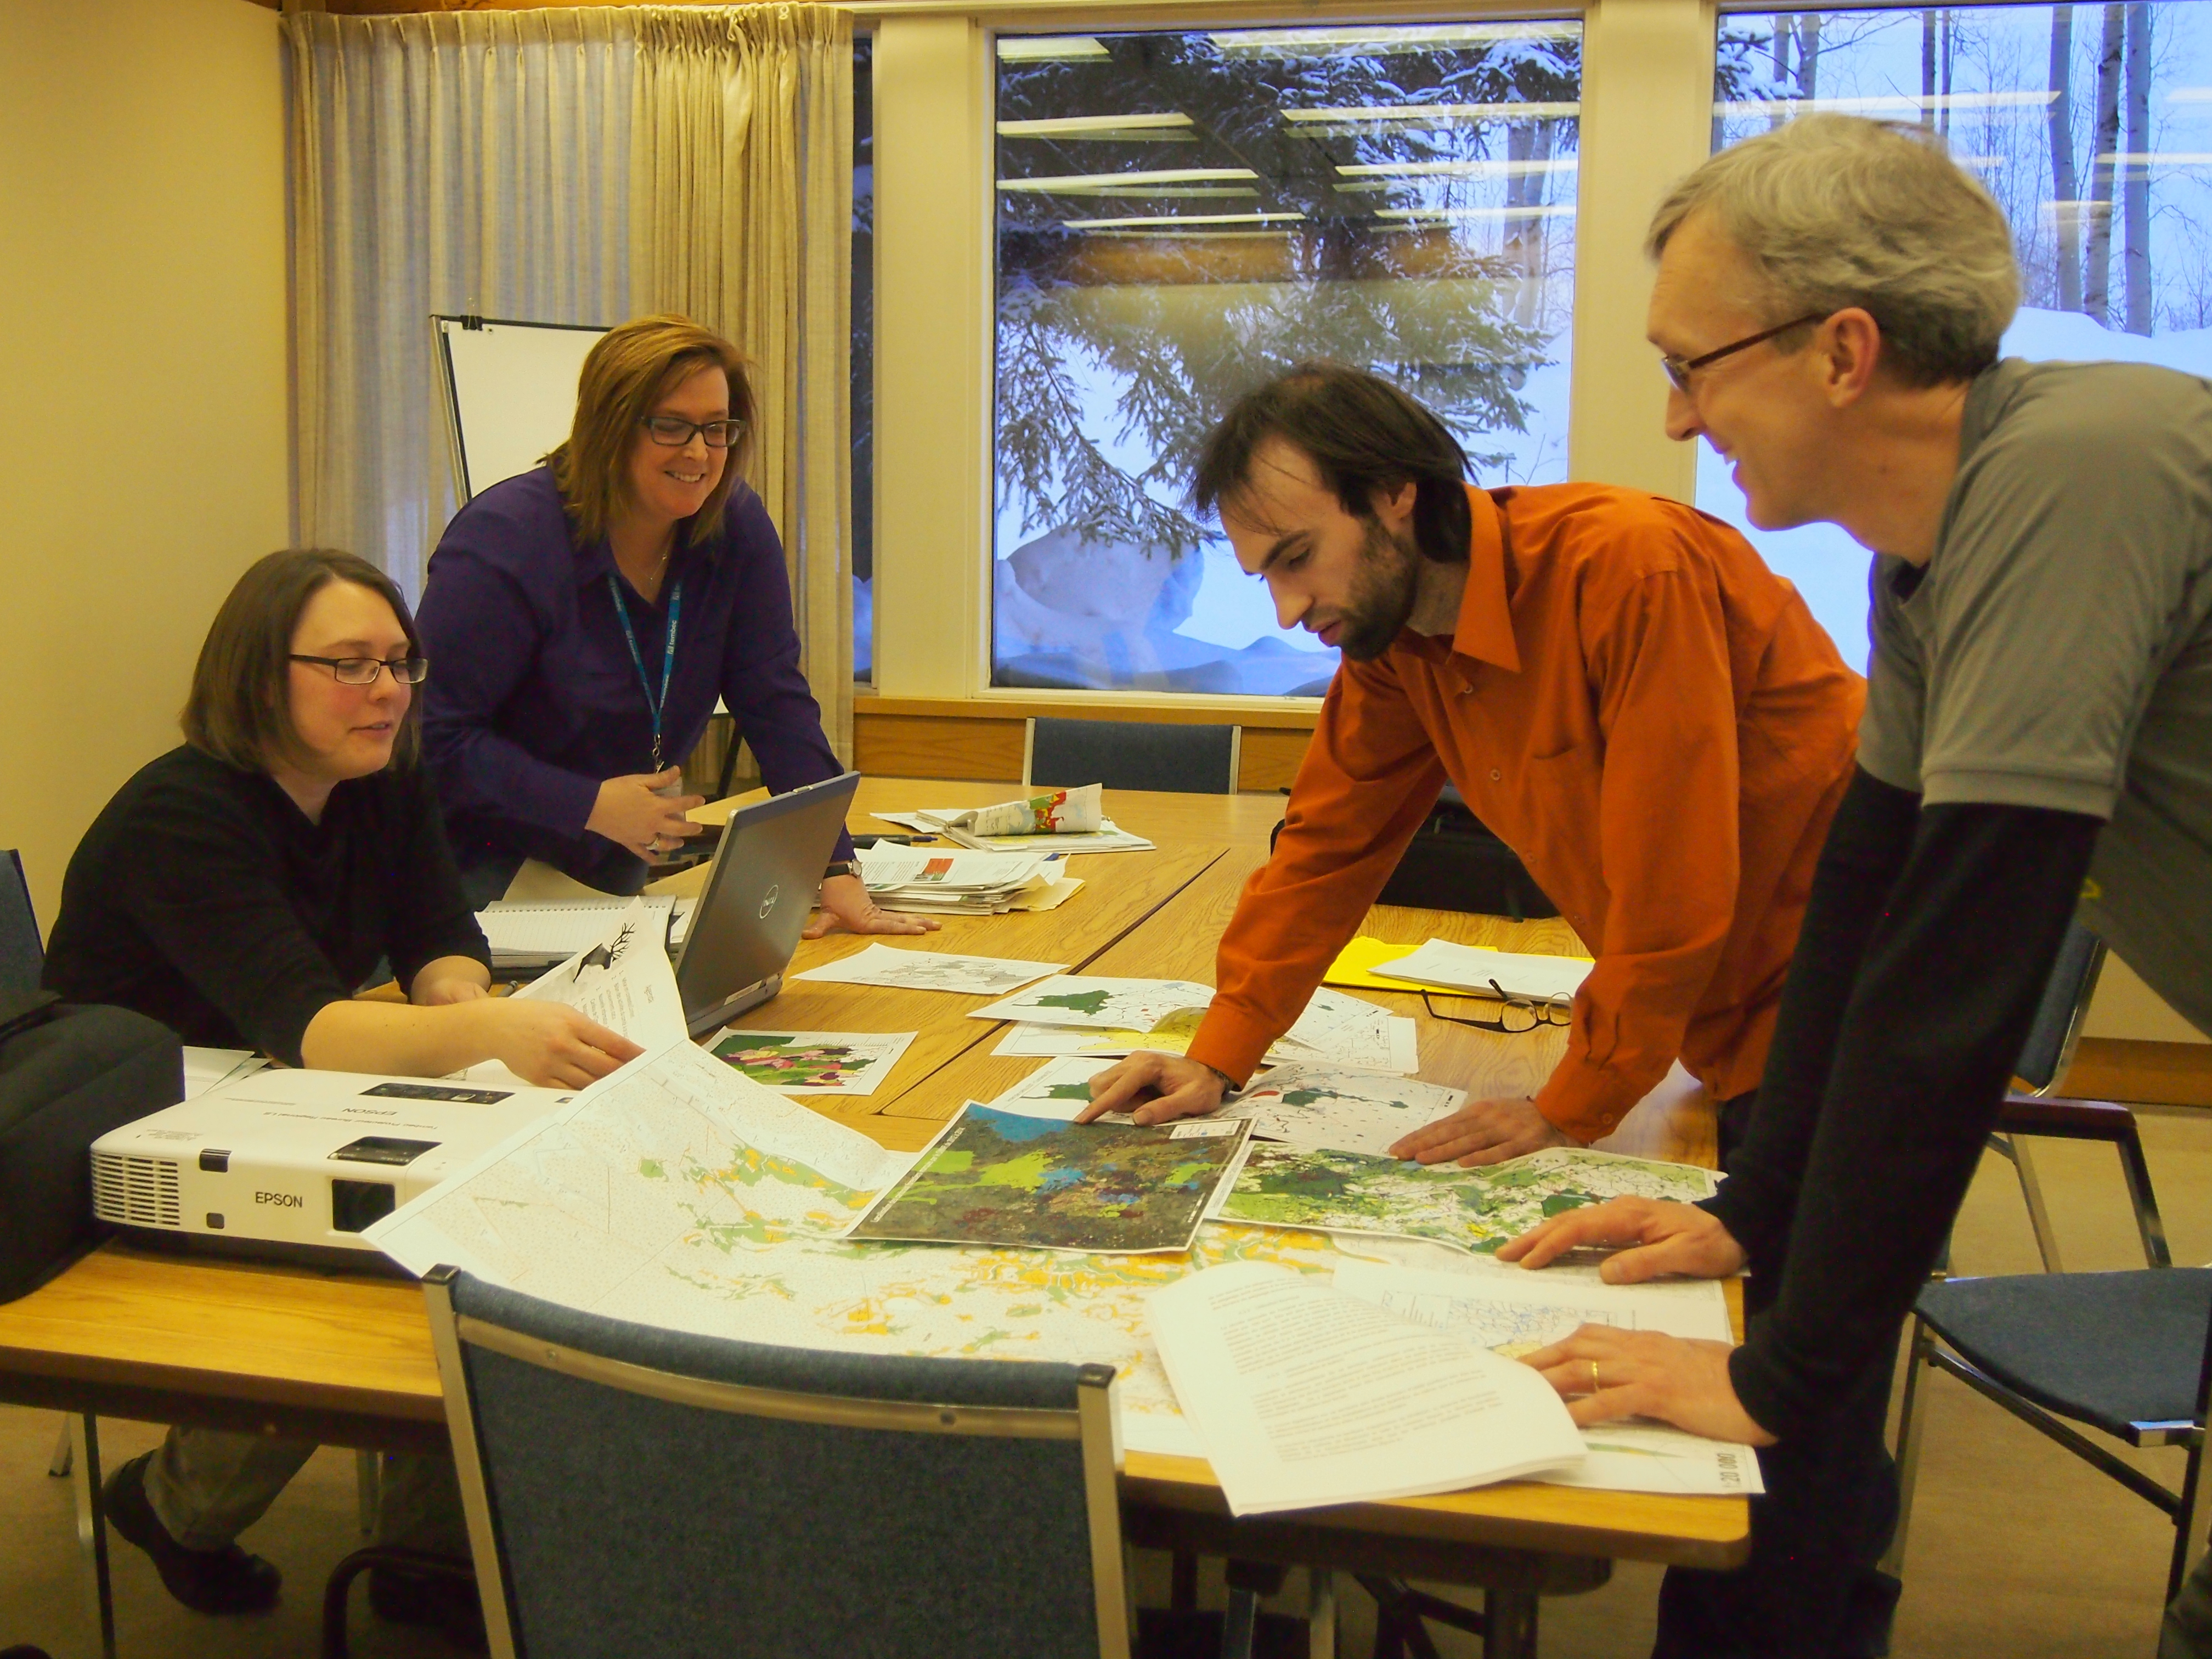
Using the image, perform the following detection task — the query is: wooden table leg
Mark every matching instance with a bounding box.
[70,1412,117,1659]
[1307,1567,1336,1659]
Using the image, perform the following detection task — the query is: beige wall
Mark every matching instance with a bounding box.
[0,0,290,928]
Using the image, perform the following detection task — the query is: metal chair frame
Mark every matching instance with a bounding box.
[424,1265,1135,1659]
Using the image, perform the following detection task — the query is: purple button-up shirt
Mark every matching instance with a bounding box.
[416,466,853,888]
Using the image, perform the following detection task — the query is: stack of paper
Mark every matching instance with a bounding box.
[873,787,1156,854]
[788,942,1066,995]
[854,846,1081,916]
[476,897,675,970]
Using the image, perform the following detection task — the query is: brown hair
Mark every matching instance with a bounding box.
[183,549,422,774]
[547,313,757,549]
[1194,363,1473,565]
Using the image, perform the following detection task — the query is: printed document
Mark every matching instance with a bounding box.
[1148,1261,1585,1515]
[511,898,689,1048]
[1369,941,1593,1003]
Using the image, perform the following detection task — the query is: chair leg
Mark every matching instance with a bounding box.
[2004,1135,2065,1273]
[1881,1316,1936,1581]
[2114,1124,2175,1269]
[1170,1550,1199,1612]
[2171,1435,2212,1608]
[1220,1560,1286,1659]
[48,1415,72,1477]
[69,1413,116,1659]
[355,1451,380,1538]
[1484,1588,1538,1659]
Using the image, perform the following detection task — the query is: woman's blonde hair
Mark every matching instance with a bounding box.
[183,549,421,774]
[1647,114,2020,386]
[548,313,757,548]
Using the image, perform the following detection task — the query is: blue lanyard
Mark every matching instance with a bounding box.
[607,570,684,772]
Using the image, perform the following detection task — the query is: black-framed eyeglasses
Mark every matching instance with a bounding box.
[289,654,430,686]
[1659,313,1828,393]
[639,415,744,449]
[1420,981,1573,1036]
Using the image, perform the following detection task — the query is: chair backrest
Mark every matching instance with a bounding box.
[2015,920,2109,1096]
[0,850,43,1001]
[1026,718,1239,795]
[425,1267,1131,1659]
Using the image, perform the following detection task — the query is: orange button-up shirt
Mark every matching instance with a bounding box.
[1187,483,1864,1141]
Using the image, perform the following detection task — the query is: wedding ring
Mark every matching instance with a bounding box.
[1590,1359,1601,1393]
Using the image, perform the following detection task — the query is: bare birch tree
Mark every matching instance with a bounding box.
[2050,5,2083,312]
[2123,2,2153,334]
[2085,3,2127,324]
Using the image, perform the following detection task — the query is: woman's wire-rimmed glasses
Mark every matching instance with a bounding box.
[289,654,430,686]
[1659,312,1828,392]
[1420,981,1572,1036]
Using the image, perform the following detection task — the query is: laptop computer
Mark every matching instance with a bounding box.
[673,770,861,1035]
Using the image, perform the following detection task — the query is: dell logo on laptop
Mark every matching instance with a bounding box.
[757,885,780,919]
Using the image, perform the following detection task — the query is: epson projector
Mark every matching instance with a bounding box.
[90,1068,573,1271]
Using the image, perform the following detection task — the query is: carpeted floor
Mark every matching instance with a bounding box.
[3,1109,2204,1658]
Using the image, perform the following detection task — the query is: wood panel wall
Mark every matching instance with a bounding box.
[847,698,1316,790]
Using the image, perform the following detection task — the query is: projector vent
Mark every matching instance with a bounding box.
[91,1153,182,1228]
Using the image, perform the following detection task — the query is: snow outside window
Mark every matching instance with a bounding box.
[1705,4,2212,674]
[990,24,1582,696]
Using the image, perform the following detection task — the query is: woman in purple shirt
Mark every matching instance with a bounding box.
[417,314,928,937]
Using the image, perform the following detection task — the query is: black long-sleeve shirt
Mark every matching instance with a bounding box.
[1706,766,2101,1440]
[43,746,489,1068]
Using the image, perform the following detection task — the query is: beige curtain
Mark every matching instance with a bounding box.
[287,9,634,600]
[630,5,855,759]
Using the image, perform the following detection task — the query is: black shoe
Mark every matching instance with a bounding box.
[100,1451,281,1615]
[369,1562,487,1654]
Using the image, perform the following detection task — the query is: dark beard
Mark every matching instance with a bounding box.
[1332,518,1423,662]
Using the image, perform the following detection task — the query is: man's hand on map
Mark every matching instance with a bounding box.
[1521,1326,1776,1445]
[1077,1051,1227,1126]
[804,873,941,939]
[1389,1095,1578,1166]
[1497,1195,1747,1283]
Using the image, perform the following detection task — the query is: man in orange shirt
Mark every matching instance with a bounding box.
[1083,364,1861,1167]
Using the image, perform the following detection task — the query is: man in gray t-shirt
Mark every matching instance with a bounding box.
[1864,355,2212,1037]
[1491,116,2212,1659]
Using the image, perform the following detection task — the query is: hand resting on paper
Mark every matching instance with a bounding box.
[1388,1094,1579,1166]
[1076,1051,1227,1126]
[803,873,941,939]
[477,1000,645,1091]
[1521,1325,1776,1444]
[1497,1195,1747,1283]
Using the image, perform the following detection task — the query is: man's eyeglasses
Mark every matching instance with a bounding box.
[290,654,430,686]
[1420,983,1572,1036]
[1659,312,1827,393]
[639,415,744,449]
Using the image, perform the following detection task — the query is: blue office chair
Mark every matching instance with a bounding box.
[1887,921,2207,1607]
[1028,718,1239,795]
[422,1265,1133,1659]
[0,850,42,1001]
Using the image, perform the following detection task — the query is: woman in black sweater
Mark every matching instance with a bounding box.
[44,549,628,1635]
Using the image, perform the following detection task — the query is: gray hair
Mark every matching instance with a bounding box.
[1647,114,2019,386]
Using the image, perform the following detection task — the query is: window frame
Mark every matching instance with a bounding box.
[864,0,1724,709]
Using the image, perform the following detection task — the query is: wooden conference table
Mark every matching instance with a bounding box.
[0,778,1745,1658]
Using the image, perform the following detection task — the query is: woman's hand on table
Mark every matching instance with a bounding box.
[477,998,642,1090]
[1521,1326,1777,1445]
[586,767,706,860]
[803,873,940,939]
[1077,1052,1228,1126]
[1497,1195,1747,1283]
[1389,1095,1578,1166]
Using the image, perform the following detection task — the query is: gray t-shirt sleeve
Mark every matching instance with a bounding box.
[1878,363,2211,819]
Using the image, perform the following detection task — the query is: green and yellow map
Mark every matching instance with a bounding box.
[850,1104,1245,1253]
[1215,1144,1716,1255]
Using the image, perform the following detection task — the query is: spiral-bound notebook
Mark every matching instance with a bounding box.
[473,898,693,969]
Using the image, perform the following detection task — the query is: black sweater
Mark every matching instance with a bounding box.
[43,746,489,1067]
[1708,766,2102,1439]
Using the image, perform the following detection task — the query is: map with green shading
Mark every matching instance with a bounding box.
[1036,989,1113,1017]
[851,1104,1245,1253]
[1216,1144,1715,1256]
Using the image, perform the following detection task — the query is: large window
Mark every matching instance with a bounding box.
[1706,3,2212,672]
[990,24,1581,696]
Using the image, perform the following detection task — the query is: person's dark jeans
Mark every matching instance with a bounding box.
[1656,1095,1904,1659]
